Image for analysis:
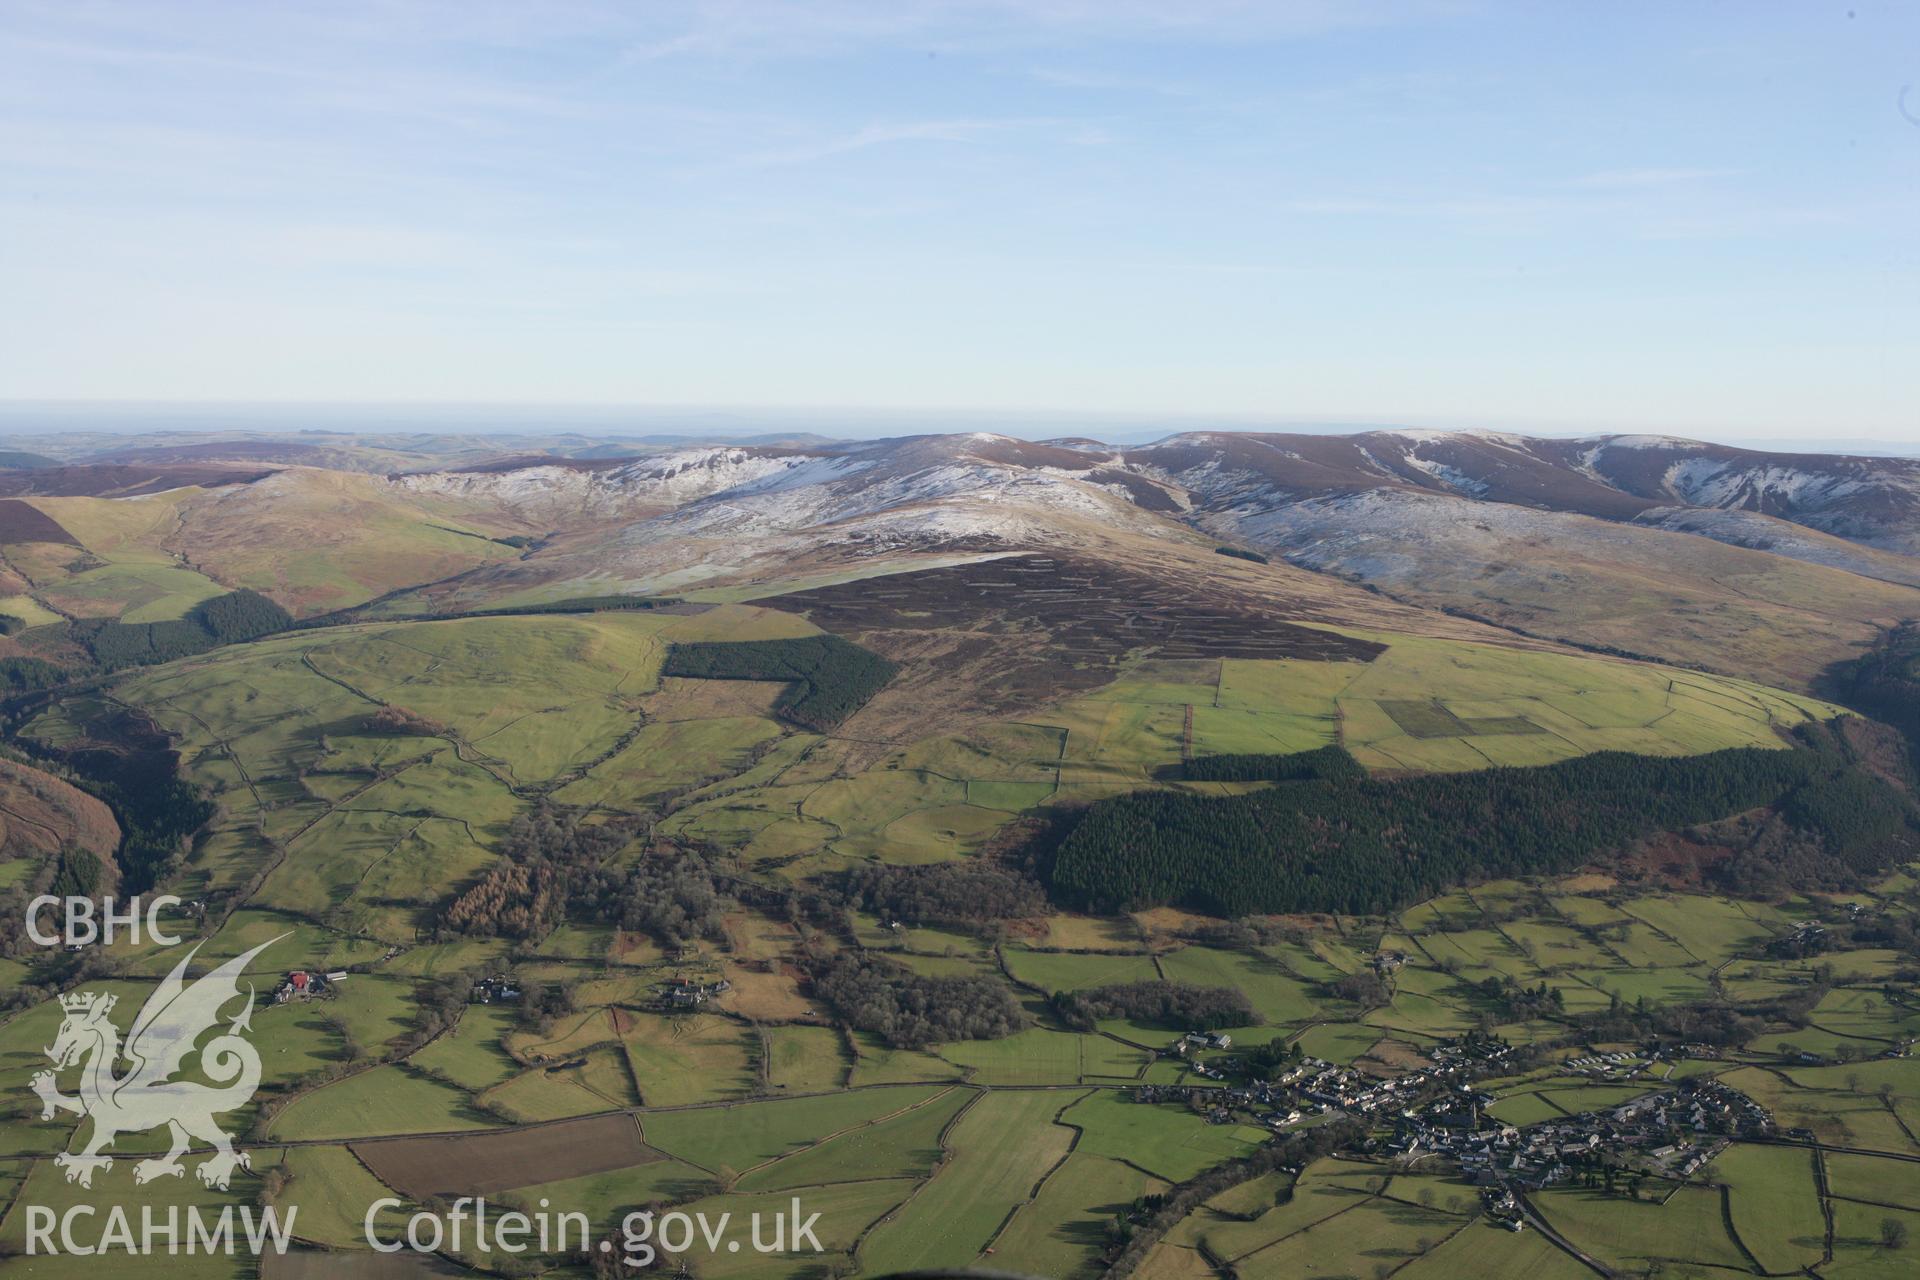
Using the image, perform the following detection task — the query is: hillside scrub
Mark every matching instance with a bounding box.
[364,705,446,736]
[662,634,898,730]
[1049,739,1907,915]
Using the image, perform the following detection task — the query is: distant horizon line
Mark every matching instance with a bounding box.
[0,399,1914,455]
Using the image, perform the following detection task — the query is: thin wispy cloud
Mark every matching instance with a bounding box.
[729,119,1019,169]
[1570,167,1741,189]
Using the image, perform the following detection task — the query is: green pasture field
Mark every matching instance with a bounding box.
[1807,988,1920,1043]
[409,1004,520,1090]
[1415,927,1542,984]
[1818,949,1908,981]
[851,914,991,956]
[1720,1065,1919,1152]
[576,1042,642,1105]
[1825,1198,1920,1279]
[856,1089,1082,1275]
[1715,1141,1827,1274]
[847,1031,968,1086]
[1364,975,1478,1041]
[764,1024,851,1092]
[737,1086,970,1192]
[935,1029,1150,1085]
[245,1001,353,1088]
[510,1006,618,1059]
[265,1146,416,1250]
[0,592,61,627]
[1262,938,1347,984]
[1398,891,1476,932]
[1619,893,1776,965]
[640,1085,947,1174]
[618,1012,758,1107]
[1230,1187,1465,1279]
[501,1157,716,1227]
[990,1152,1169,1280]
[1157,945,1322,1025]
[1002,947,1160,992]
[1500,919,1619,971]
[1392,1216,1596,1280]
[265,1064,491,1140]
[1526,1081,1661,1114]
[533,922,613,960]
[37,557,228,623]
[0,1158,23,1225]
[1827,1150,1920,1212]
[677,1178,920,1280]
[1163,1166,1368,1263]
[1486,1089,1569,1126]
[483,1060,620,1121]
[553,714,786,809]
[1061,1090,1267,1183]
[1533,1182,1750,1273]
[1291,1021,1388,1064]
[317,974,425,1056]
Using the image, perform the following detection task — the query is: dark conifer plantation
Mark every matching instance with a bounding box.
[1050,742,1906,915]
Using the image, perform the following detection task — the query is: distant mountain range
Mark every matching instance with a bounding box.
[4,426,1918,693]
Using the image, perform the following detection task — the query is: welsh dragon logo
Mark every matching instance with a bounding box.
[30,936,283,1190]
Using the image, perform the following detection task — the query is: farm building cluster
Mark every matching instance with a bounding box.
[470,975,522,1004]
[271,969,346,1004]
[660,976,731,1008]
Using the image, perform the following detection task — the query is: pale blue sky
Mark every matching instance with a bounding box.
[1,1,1916,440]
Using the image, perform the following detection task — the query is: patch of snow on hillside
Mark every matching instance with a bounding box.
[1399,453,1489,496]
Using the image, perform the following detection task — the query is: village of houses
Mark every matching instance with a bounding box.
[1132,1030,1784,1230]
